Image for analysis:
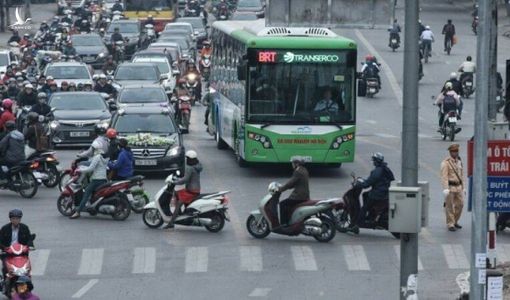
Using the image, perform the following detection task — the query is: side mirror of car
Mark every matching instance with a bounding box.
[160,74,169,80]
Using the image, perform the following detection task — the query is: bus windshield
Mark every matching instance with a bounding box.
[247,50,355,124]
[126,0,172,10]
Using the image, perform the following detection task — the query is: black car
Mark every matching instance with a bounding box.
[113,62,166,89]
[175,17,209,47]
[236,0,265,17]
[71,33,110,68]
[104,20,147,59]
[111,106,185,173]
[117,85,172,110]
[49,92,113,146]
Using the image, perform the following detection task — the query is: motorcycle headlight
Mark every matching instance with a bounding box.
[166,146,180,157]
[50,120,60,129]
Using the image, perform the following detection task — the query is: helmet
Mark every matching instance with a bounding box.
[38,92,47,99]
[449,72,457,80]
[371,152,384,164]
[290,156,305,165]
[9,209,23,218]
[92,74,99,80]
[467,56,472,61]
[5,120,16,131]
[365,54,374,62]
[2,98,13,109]
[106,128,117,139]
[46,75,54,80]
[25,83,33,89]
[27,112,39,123]
[148,14,153,18]
[425,25,430,30]
[185,150,197,159]
[445,82,453,90]
[94,124,107,135]
[15,71,22,77]
[69,82,76,87]
[16,276,31,284]
[99,74,107,79]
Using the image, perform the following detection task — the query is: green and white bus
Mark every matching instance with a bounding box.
[207,19,357,167]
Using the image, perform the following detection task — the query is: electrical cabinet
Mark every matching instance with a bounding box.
[388,186,422,233]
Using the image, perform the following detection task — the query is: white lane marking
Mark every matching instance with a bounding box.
[132,247,156,274]
[78,249,104,275]
[249,288,272,297]
[72,279,99,298]
[343,245,370,271]
[374,133,399,139]
[291,246,318,271]
[442,244,469,269]
[240,246,263,272]
[366,120,377,124]
[30,249,50,276]
[355,29,403,106]
[496,244,510,262]
[418,133,434,139]
[185,247,208,273]
[394,245,424,270]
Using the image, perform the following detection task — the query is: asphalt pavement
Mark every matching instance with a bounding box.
[1,1,510,299]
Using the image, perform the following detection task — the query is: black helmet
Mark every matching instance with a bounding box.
[371,152,384,164]
[9,209,23,218]
[94,124,107,135]
[27,112,39,123]
[5,120,16,131]
[16,276,31,284]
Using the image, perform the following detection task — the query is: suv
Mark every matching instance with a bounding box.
[111,106,185,173]
[43,61,93,86]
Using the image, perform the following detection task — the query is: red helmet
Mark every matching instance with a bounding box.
[106,128,117,139]
[365,54,374,62]
[2,98,13,109]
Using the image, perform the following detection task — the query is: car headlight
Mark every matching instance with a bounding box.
[98,52,106,58]
[99,119,110,128]
[50,120,60,129]
[166,146,180,157]
[330,133,354,149]
[248,131,272,149]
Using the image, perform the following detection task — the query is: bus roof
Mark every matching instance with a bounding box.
[212,19,356,50]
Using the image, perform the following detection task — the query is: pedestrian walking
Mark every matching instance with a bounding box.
[440,144,465,231]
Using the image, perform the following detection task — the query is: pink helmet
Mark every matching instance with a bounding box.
[2,98,13,109]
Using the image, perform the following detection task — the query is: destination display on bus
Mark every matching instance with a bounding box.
[253,50,346,64]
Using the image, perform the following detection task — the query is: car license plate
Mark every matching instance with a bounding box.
[70,131,90,137]
[135,159,157,166]
[391,39,397,43]
[466,82,472,86]
[83,56,95,62]
[448,117,457,123]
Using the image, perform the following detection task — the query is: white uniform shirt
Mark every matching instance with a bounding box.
[420,30,435,41]
[458,61,476,73]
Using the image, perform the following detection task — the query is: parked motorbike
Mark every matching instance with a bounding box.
[0,161,39,198]
[199,54,211,81]
[461,73,474,98]
[328,174,400,239]
[57,170,132,220]
[246,182,339,242]
[0,235,36,299]
[142,172,230,232]
[27,151,60,188]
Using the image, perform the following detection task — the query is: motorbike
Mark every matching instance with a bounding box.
[246,182,339,243]
[328,174,400,239]
[112,40,126,64]
[0,236,36,299]
[199,55,211,81]
[0,161,39,198]
[27,151,60,188]
[57,169,132,220]
[214,5,230,20]
[461,73,474,98]
[364,78,379,98]
[185,73,199,106]
[438,108,461,141]
[388,31,400,52]
[177,95,192,133]
[142,172,230,232]
[185,1,201,17]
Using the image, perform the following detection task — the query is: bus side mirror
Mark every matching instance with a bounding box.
[237,64,246,81]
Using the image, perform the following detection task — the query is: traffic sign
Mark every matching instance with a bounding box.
[487,176,510,212]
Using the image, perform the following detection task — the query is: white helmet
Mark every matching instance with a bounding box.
[185,150,197,159]
[450,72,457,79]
[425,25,430,30]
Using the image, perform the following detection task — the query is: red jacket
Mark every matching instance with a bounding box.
[0,110,15,130]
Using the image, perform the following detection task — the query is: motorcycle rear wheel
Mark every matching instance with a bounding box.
[205,211,225,233]
[449,124,456,141]
[313,216,336,243]
[42,164,60,188]
[112,194,131,221]
[18,172,38,198]
[246,215,270,239]
[142,208,164,228]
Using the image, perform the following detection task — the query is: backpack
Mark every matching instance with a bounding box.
[443,93,457,112]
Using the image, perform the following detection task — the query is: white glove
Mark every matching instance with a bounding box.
[443,189,450,196]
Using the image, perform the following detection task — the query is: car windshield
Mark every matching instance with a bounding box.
[176,18,204,30]
[247,51,355,124]
[49,93,107,110]
[115,113,176,133]
[115,65,159,81]
[133,58,170,73]
[119,87,167,103]
[0,54,9,66]
[238,0,262,8]
[107,22,139,34]
[45,65,90,79]
[71,35,103,47]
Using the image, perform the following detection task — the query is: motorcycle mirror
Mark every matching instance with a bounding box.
[31,233,36,241]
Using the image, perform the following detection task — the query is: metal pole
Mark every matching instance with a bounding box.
[488,1,498,120]
[470,0,491,298]
[400,1,419,299]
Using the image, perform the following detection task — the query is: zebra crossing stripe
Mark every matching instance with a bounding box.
[132,247,156,274]
[291,246,318,271]
[78,248,104,275]
[30,249,50,276]
[185,247,208,273]
[343,245,370,271]
[240,246,263,272]
[442,244,469,269]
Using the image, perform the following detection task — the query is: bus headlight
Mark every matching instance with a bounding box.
[330,133,354,149]
[248,131,272,149]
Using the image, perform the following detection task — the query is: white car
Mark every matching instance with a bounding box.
[0,50,19,74]
[43,62,93,87]
[132,56,177,93]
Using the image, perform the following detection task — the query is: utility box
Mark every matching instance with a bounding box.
[388,186,422,233]
[394,181,429,228]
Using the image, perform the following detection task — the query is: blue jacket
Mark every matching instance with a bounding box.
[358,162,395,200]
[108,148,133,178]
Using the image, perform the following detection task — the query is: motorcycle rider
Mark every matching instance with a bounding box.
[34,22,49,41]
[78,19,91,33]
[215,0,229,18]
[70,141,109,219]
[23,112,47,157]
[18,34,31,48]
[105,128,119,160]
[102,56,117,75]
[361,55,381,89]
[442,72,463,118]
[277,157,310,225]
[11,276,40,300]
[0,121,25,184]
[94,74,117,98]
[145,14,155,27]
[17,84,37,107]
[388,19,401,46]
[420,25,434,57]
[0,99,15,133]
[60,81,70,92]
[458,55,476,86]
[107,138,133,181]
[111,27,124,43]
[7,30,21,45]
[6,79,20,99]
[353,153,395,229]
[435,82,461,131]
[77,125,109,160]
[61,12,73,26]
[442,19,456,52]
[62,40,77,57]
[184,60,202,100]
[30,92,52,117]
[200,40,213,57]
[111,0,124,12]
[164,150,203,229]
